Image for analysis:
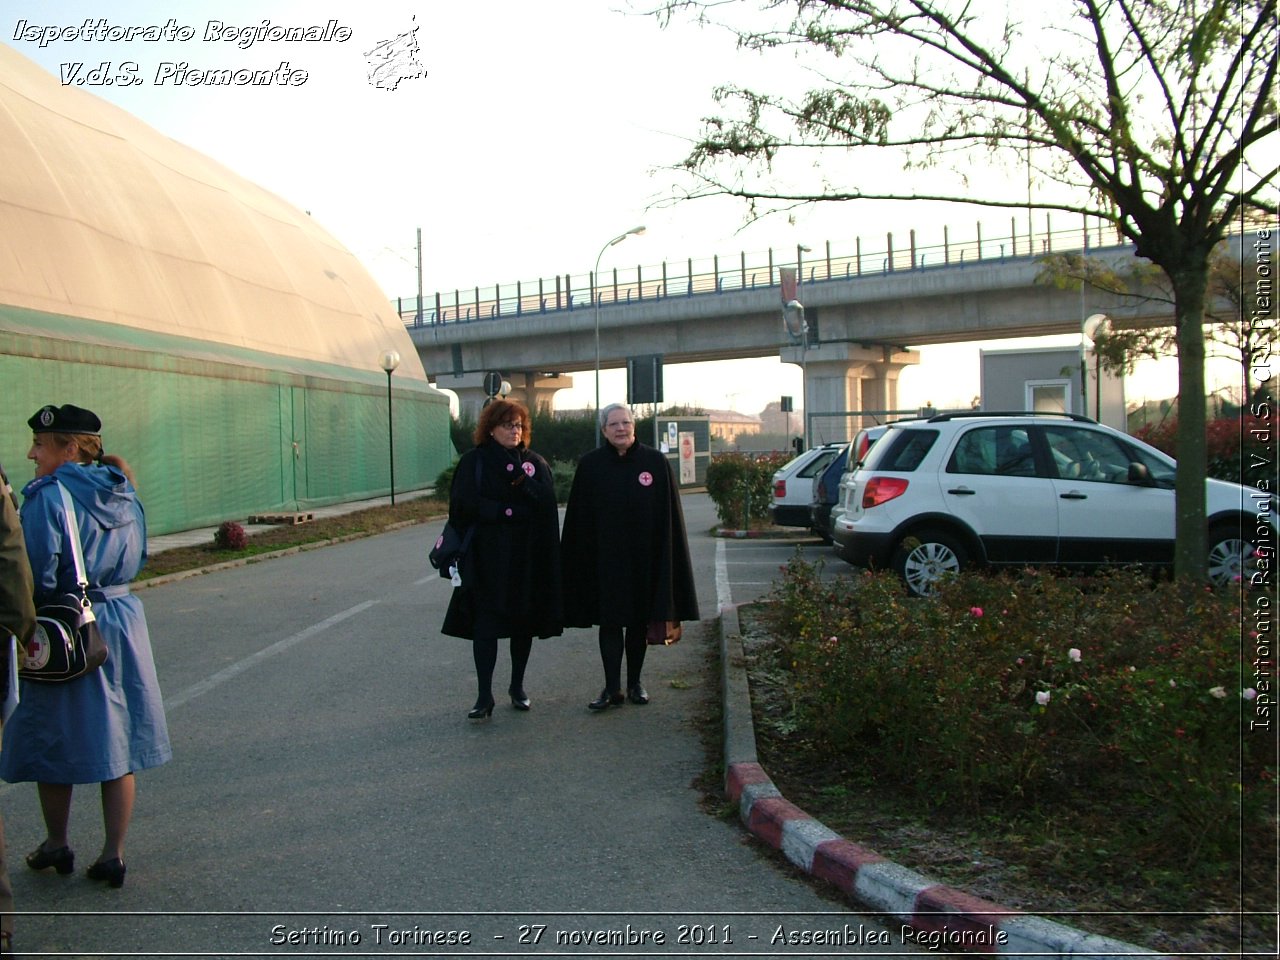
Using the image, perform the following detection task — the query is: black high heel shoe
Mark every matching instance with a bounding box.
[588,689,627,711]
[468,697,495,720]
[26,844,75,874]
[509,687,531,711]
[87,858,127,888]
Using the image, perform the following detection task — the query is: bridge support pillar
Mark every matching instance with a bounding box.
[780,343,920,443]
[504,371,574,414]
[432,372,574,420]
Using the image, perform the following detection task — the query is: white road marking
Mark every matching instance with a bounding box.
[165,600,377,710]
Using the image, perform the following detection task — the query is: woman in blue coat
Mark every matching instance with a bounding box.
[1,404,171,889]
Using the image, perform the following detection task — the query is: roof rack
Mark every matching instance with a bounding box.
[926,411,1096,423]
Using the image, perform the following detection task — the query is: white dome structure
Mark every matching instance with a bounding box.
[0,43,450,533]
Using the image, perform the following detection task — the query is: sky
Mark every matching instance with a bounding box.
[3,0,1229,419]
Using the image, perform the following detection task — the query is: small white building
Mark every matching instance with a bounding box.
[979,346,1126,430]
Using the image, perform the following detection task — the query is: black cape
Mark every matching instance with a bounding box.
[560,440,699,628]
[440,441,563,640]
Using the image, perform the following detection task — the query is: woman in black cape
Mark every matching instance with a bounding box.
[560,402,699,710]
[440,400,562,719]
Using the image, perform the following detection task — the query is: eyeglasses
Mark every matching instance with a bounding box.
[499,421,524,431]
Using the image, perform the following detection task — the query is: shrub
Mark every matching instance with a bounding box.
[434,460,458,498]
[1133,411,1276,483]
[433,456,574,504]
[213,521,248,551]
[549,459,576,503]
[448,410,600,465]
[705,451,789,528]
[763,558,1270,867]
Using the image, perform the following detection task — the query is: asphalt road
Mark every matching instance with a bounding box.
[1,494,920,958]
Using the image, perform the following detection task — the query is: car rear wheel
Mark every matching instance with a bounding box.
[894,528,967,598]
[1207,524,1250,587]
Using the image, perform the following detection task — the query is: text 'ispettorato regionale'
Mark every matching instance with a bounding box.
[11,18,352,87]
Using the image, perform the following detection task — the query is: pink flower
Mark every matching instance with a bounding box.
[1068,648,1082,663]
[1243,688,1259,700]
[1035,690,1051,706]
[970,606,984,617]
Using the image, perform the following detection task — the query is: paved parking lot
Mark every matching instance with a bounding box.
[714,531,852,608]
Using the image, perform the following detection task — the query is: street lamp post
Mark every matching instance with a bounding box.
[795,245,811,446]
[593,225,646,421]
[380,349,401,504]
[784,299,809,451]
[1082,313,1110,422]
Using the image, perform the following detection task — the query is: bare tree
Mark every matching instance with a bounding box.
[648,0,1277,580]
[1040,248,1276,386]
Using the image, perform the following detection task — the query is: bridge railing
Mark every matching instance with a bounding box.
[394,214,1256,328]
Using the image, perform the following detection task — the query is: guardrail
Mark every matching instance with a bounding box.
[395,214,1259,327]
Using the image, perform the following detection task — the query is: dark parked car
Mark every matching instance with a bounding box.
[809,425,890,543]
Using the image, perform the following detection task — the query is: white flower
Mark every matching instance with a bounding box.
[1208,686,1228,699]
[1068,648,1082,663]
[1169,679,1177,688]
[1035,690,1052,706]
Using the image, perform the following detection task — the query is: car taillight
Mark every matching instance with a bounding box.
[862,476,909,508]
[773,479,786,498]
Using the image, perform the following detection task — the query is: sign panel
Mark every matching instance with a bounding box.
[679,431,695,484]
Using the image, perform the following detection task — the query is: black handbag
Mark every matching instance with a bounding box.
[21,481,109,684]
[428,456,483,578]
[428,521,475,575]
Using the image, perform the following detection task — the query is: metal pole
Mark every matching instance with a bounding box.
[416,227,423,325]
[802,322,810,452]
[386,368,396,505]
[1079,285,1087,417]
[1094,353,1101,421]
[593,226,646,424]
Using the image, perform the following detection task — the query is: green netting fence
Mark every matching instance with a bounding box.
[1,313,452,535]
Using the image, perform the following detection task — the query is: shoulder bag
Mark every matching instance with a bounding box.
[21,481,109,683]
[428,456,484,579]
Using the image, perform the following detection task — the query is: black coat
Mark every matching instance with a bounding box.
[560,440,699,628]
[440,441,563,640]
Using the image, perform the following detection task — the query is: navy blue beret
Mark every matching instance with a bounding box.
[28,404,102,435]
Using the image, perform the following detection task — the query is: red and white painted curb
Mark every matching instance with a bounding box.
[719,604,1175,959]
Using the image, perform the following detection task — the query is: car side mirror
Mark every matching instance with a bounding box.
[1127,462,1152,485]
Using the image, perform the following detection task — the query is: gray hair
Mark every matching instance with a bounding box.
[598,402,631,431]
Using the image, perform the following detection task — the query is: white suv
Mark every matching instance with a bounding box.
[830,412,1268,597]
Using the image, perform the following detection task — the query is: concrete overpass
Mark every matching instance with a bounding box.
[403,222,1250,420]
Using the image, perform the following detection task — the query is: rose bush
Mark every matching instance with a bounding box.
[761,557,1271,868]
[213,520,248,551]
